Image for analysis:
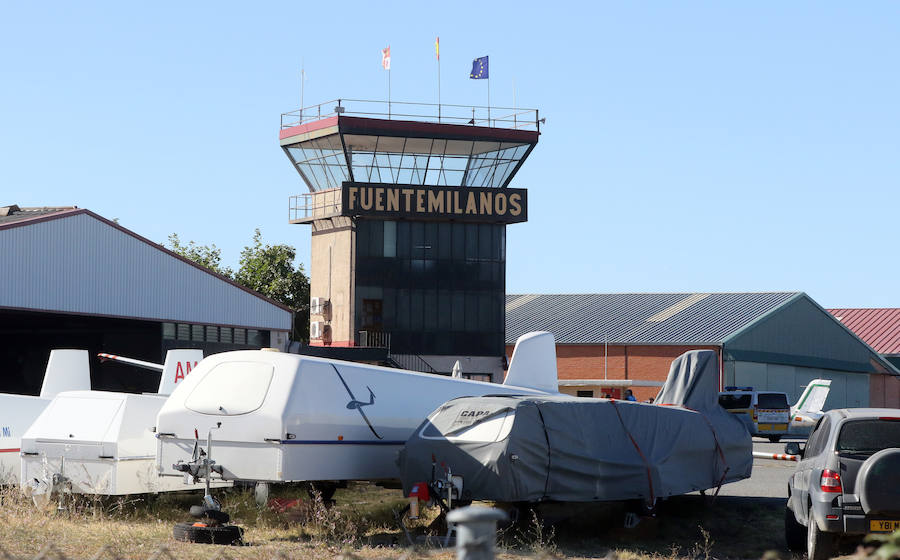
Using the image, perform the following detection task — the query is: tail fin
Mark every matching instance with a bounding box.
[157,349,204,395]
[792,379,832,414]
[39,350,91,398]
[502,331,559,393]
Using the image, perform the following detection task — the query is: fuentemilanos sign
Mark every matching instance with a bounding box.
[341,182,527,224]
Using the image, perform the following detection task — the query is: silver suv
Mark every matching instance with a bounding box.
[784,409,900,560]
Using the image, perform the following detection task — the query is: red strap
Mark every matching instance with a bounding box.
[609,400,655,505]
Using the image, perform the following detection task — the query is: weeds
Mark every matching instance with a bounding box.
[687,526,713,560]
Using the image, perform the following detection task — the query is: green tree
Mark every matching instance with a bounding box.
[166,230,310,342]
[234,229,310,342]
[165,233,234,278]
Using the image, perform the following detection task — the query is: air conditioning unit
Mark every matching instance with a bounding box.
[310,321,325,339]
[310,297,329,315]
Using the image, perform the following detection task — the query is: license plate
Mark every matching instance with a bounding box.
[757,423,787,432]
[870,520,900,533]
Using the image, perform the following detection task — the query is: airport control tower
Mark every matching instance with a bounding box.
[280,99,540,380]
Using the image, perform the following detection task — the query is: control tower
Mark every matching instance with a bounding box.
[280,99,540,380]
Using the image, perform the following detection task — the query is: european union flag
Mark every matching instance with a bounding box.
[470,56,489,79]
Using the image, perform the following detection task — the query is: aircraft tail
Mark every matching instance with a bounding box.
[792,379,832,414]
[157,349,204,395]
[39,350,92,398]
[502,331,559,393]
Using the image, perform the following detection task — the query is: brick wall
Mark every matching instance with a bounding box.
[506,343,721,401]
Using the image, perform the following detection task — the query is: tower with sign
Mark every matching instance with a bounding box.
[280,100,540,379]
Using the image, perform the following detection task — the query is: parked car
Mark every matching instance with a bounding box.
[784,409,900,560]
[717,386,790,442]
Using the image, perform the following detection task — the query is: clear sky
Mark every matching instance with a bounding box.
[2,2,898,307]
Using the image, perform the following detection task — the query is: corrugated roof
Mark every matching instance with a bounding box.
[0,205,77,225]
[828,308,900,355]
[505,292,800,345]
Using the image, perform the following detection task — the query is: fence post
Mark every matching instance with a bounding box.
[447,506,507,560]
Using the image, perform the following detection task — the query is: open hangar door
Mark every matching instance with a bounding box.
[723,360,869,409]
[0,309,163,395]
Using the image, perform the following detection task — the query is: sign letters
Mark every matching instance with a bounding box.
[341,182,527,223]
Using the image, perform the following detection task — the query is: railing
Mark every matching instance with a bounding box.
[281,99,542,133]
[357,330,391,349]
[288,189,342,222]
[389,352,437,374]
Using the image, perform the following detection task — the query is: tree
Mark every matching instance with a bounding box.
[234,229,310,342]
[165,230,310,342]
[166,234,234,278]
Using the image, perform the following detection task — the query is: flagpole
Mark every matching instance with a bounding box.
[436,37,441,122]
[388,68,391,119]
[487,75,491,127]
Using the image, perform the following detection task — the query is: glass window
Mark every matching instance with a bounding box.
[411,291,424,331]
[452,223,465,260]
[220,327,233,344]
[369,220,384,258]
[205,325,219,342]
[411,222,425,258]
[465,293,479,332]
[384,221,396,257]
[757,393,789,409]
[837,419,900,455]
[438,223,451,260]
[718,394,752,409]
[465,224,478,260]
[177,323,191,341]
[424,290,438,330]
[234,328,246,345]
[479,224,492,260]
[162,323,176,340]
[397,221,410,258]
[438,291,452,331]
[192,324,204,341]
[396,289,410,329]
[452,292,465,331]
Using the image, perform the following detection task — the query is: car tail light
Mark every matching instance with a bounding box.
[820,469,842,493]
[878,417,900,421]
[752,404,758,420]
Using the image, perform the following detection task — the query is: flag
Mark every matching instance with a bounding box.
[469,56,488,79]
[435,37,440,60]
[382,46,391,70]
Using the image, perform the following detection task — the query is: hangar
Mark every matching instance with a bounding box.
[0,205,292,395]
[506,292,900,408]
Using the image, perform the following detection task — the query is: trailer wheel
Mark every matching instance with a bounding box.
[173,522,243,545]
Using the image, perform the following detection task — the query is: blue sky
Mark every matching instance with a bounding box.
[2,2,898,307]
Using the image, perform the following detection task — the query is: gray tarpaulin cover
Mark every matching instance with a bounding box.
[398,350,752,503]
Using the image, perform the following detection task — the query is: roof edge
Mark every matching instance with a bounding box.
[720,292,806,344]
[1,208,295,314]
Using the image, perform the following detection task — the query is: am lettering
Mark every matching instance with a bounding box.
[174,361,199,383]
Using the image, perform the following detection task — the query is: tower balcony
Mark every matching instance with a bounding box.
[280,99,541,196]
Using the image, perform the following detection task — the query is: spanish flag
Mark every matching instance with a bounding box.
[435,37,440,60]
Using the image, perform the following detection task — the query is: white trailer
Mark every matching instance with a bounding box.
[20,350,219,498]
[0,350,91,483]
[155,332,558,484]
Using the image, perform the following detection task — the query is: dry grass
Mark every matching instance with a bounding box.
[0,483,796,560]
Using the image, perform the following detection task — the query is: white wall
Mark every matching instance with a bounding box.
[724,360,869,409]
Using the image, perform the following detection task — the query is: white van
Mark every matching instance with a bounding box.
[717,386,790,442]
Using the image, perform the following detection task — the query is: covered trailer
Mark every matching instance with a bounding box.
[0,350,91,484]
[20,350,216,497]
[398,350,753,504]
[155,333,559,484]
